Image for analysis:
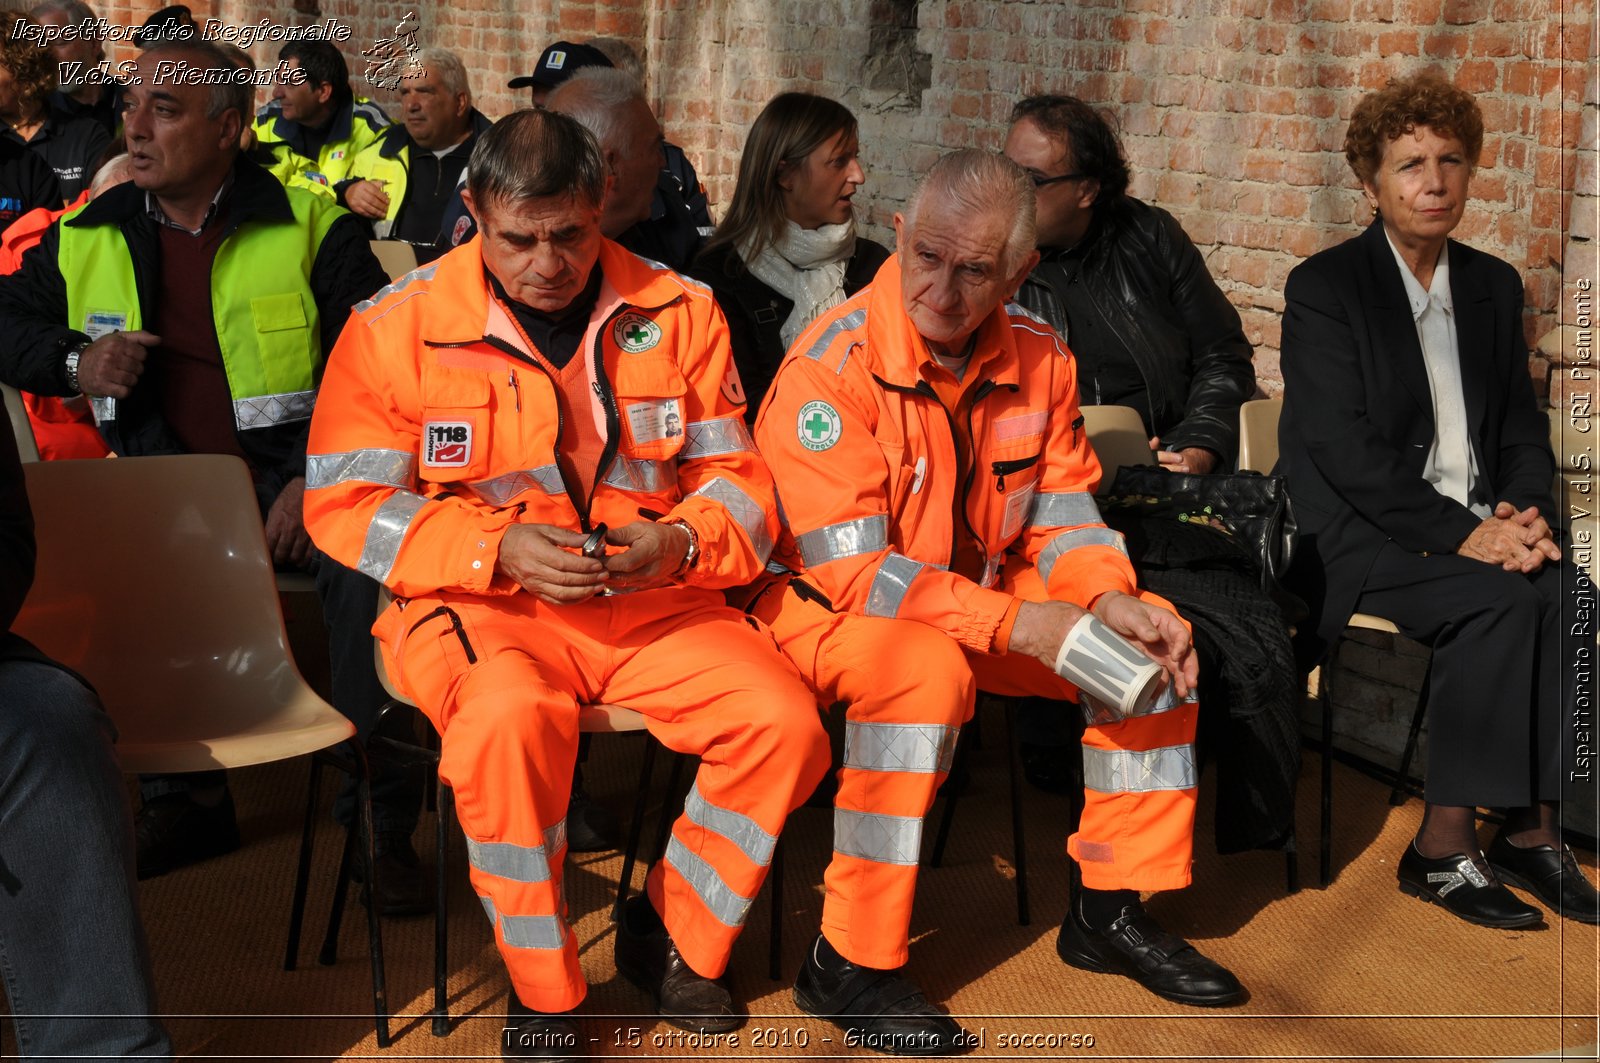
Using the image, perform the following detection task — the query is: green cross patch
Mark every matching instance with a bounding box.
[613,313,662,353]
[797,400,842,451]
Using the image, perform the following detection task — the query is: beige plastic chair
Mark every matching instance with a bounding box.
[370,239,418,281]
[1,382,39,463]
[13,454,388,1037]
[15,453,354,770]
[1237,397,1282,475]
[1080,404,1155,491]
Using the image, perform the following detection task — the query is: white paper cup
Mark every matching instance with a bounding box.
[1052,613,1166,722]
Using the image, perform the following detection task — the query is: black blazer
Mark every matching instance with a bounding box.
[1277,219,1555,649]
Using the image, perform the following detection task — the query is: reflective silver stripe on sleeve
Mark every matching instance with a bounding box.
[601,455,677,494]
[234,389,316,430]
[801,308,868,361]
[683,782,776,866]
[356,490,428,582]
[498,913,568,950]
[1144,685,1199,718]
[478,893,496,925]
[306,448,415,490]
[682,417,756,460]
[1080,744,1197,794]
[464,820,567,884]
[355,262,440,312]
[664,834,754,928]
[844,722,958,775]
[865,553,926,619]
[1027,491,1103,528]
[833,808,922,866]
[1037,527,1128,585]
[467,465,566,506]
[795,514,888,568]
[690,477,773,563]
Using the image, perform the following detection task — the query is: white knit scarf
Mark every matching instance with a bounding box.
[740,219,857,349]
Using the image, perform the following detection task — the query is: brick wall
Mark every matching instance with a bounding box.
[89,0,1590,392]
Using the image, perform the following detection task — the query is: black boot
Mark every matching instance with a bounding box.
[793,934,966,1056]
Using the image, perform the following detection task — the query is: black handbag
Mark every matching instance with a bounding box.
[1099,465,1299,596]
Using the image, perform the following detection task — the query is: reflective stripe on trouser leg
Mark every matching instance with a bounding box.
[594,596,830,982]
[404,604,589,1013]
[754,589,977,971]
[1069,597,1199,892]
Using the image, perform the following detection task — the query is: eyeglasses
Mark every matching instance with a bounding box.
[1028,172,1087,188]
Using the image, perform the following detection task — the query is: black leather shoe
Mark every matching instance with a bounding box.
[135,791,241,879]
[1056,899,1244,1007]
[1396,842,1542,929]
[502,996,581,1061]
[613,895,740,1032]
[566,786,620,853]
[354,831,433,918]
[1486,835,1600,925]
[793,934,966,1056]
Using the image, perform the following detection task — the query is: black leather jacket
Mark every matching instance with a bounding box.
[1015,197,1255,466]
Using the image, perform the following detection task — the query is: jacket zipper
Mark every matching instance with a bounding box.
[993,452,1041,491]
[585,305,631,529]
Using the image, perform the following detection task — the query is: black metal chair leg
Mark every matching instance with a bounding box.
[320,817,355,965]
[348,743,390,1047]
[927,731,969,869]
[768,836,784,981]
[1003,700,1029,926]
[285,755,325,970]
[1319,661,1335,889]
[432,782,452,1037]
[1284,829,1300,894]
[613,737,660,921]
[1389,670,1431,807]
[650,751,688,862]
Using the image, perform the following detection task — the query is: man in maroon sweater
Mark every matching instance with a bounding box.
[0,39,426,909]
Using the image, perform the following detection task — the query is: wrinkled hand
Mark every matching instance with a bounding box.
[1151,438,1218,475]
[1010,599,1090,669]
[264,477,312,569]
[77,330,159,399]
[345,179,391,219]
[496,523,608,603]
[602,520,692,589]
[1090,590,1198,699]
[1459,502,1560,572]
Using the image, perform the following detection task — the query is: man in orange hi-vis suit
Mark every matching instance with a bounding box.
[753,150,1247,1055]
[302,109,829,1060]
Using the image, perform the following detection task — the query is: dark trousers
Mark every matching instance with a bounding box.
[141,550,421,836]
[1355,542,1587,808]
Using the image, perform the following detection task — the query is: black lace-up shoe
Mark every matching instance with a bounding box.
[793,934,967,1056]
[613,895,740,1032]
[1485,835,1599,925]
[135,791,241,879]
[1057,898,1245,1007]
[502,995,581,1061]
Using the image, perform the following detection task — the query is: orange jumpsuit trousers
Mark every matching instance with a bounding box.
[753,557,1198,971]
[378,585,832,1012]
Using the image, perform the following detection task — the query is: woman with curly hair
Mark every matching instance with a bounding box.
[1278,69,1598,928]
[690,92,888,422]
[0,9,110,201]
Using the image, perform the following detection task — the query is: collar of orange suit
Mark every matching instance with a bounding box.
[859,256,1025,393]
[416,236,687,348]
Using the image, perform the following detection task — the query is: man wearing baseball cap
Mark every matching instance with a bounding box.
[507,41,612,106]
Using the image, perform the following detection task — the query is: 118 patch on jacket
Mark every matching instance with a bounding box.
[424,421,473,467]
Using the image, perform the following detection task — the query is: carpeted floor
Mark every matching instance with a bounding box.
[23,698,1600,1061]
